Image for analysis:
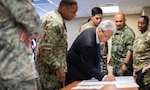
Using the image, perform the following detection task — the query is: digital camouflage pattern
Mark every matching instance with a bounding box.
[133,29,150,85]
[111,25,135,76]
[0,79,38,90]
[0,0,42,88]
[35,10,67,90]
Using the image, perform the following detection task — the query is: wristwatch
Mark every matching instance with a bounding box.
[124,62,129,68]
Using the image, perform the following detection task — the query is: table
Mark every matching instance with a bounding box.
[61,81,138,90]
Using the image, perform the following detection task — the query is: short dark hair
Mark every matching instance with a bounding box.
[91,7,103,16]
[140,16,149,25]
[59,0,77,7]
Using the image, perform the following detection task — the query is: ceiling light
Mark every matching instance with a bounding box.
[99,3,119,13]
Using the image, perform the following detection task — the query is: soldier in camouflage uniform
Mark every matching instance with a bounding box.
[78,7,108,74]
[133,16,150,90]
[111,12,135,76]
[0,0,43,90]
[35,0,78,90]
[78,7,103,35]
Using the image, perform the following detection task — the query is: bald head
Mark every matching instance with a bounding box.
[114,12,125,19]
[114,12,126,30]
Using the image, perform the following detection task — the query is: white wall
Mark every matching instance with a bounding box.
[66,17,88,49]
[142,7,150,29]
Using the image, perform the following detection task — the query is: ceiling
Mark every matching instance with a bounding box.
[33,0,150,18]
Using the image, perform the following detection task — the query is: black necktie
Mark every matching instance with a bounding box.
[97,43,101,72]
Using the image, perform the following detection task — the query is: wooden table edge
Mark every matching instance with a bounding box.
[61,81,81,90]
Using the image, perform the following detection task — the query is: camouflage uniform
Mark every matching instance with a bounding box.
[100,42,108,74]
[111,25,135,76]
[78,21,95,35]
[0,0,42,90]
[78,21,108,74]
[133,30,150,90]
[35,10,67,90]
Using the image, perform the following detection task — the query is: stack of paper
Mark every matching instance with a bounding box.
[115,76,139,88]
[116,83,139,88]
[71,85,104,90]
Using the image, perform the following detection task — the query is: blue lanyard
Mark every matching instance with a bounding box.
[97,43,101,72]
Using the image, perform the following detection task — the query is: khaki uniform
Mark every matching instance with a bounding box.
[133,30,150,86]
[111,25,135,76]
[78,21,108,74]
[35,10,67,90]
[78,21,95,35]
[0,0,42,89]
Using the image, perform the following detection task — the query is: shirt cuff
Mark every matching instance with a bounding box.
[102,75,107,81]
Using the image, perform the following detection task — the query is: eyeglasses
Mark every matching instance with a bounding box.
[103,32,111,40]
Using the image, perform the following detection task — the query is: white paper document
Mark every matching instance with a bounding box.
[77,80,115,85]
[71,85,104,90]
[115,76,139,88]
[115,76,135,83]
[71,76,139,89]
[116,83,139,88]
[77,76,135,85]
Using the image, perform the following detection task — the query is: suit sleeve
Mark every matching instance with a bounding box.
[78,45,105,80]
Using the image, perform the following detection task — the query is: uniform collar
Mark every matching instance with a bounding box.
[55,10,66,30]
[117,24,127,31]
[140,29,150,36]
[89,20,96,27]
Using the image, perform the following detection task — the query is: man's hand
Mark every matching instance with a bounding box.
[121,64,128,73]
[19,27,41,48]
[19,28,33,47]
[107,58,112,65]
[56,68,66,83]
[20,28,29,42]
[142,64,150,73]
[104,74,115,81]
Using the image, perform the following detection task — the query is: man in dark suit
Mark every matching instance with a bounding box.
[65,20,116,85]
